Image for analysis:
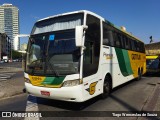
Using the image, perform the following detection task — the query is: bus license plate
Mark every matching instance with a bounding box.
[41,91,50,96]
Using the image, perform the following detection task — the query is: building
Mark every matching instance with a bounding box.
[0,33,11,60]
[145,42,160,55]
[0,3,19,50]
[20,43,27,51]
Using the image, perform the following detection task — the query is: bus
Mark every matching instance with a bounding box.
[146,55,160,74]
[24,10,146,102]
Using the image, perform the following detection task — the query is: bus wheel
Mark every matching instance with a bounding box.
[137,69,142,80]
[101,76,111,99]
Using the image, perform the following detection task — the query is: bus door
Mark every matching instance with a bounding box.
[82,14,101,96]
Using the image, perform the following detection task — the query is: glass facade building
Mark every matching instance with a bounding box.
[0,3,19,50]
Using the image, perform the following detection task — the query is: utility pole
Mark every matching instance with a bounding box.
[14,34,29,69]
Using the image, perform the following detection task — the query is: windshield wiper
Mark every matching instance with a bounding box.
[46,59,60,77]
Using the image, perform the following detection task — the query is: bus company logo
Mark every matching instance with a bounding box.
[86,82,98,95]
[131,54,141,60]
[103,52,113,60]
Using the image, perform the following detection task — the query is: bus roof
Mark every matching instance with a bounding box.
[37,10,144,43]
[37,10,104,22]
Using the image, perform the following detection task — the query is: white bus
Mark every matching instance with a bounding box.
[24,10,146,102]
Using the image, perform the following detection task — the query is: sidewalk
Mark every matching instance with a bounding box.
[137,81,160,120]
[151,83,160,118]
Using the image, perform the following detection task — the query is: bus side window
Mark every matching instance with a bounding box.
[124,36,131,50]
[142,43,145,53]
[113,32,121,48]
[118,33,124,48]
[139,42,145,53]
[131,40,136,51]
[128,38,131,50]
[103,22,114,46]
[136,41,140,52]
[84,38,93,64]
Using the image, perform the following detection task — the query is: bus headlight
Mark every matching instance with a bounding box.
[62,79,81,87]
[24,77,31,83]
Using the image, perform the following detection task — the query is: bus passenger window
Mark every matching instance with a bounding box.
[103,22,114,46]
[136,41,140,51]
[124,36,130,50]
[131,39,136,51]
[103,38,109,45]
[113,32,122,48]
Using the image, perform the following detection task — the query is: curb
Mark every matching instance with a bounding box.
[0,92,25,101]
[137,83,160,120]
[142,83,160,111]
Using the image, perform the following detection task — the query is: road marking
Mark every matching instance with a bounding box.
[25,95,40,120]
[0,72,15,75]
[0,72,16,81]
[0,78,8,81]
[0,76,11,79]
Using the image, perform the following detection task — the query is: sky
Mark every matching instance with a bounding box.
[0,0,160,44]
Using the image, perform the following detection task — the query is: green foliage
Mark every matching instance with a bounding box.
[12,50,22,59]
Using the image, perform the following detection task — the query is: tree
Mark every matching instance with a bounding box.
[12,50,22,59]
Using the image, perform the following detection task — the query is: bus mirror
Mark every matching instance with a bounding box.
[75,26,83,47]
[75,25,88,47]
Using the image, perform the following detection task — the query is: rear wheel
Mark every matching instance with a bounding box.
[101,76,112,99]
[137,69,142,80]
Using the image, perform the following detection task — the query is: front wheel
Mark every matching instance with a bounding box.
[101,76,112,99]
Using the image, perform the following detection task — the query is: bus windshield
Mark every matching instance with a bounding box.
[32,13,83,34]
[26,30,80,76]
[146,59,160,69]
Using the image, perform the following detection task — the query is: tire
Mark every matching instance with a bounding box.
[101,76,112,99]
[137,69,142,80]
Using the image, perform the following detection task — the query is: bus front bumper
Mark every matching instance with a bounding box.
[25,82,85,102]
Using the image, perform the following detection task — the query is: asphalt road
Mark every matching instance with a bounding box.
[0,76,159,120]
[36,76,158,111]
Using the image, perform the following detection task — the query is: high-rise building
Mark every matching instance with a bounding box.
[0,3,19,50]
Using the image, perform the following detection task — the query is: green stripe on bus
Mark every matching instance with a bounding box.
[42,77,65,85]
[115,48,128,76]
[122,50,133,75]
[115,48,133,76]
